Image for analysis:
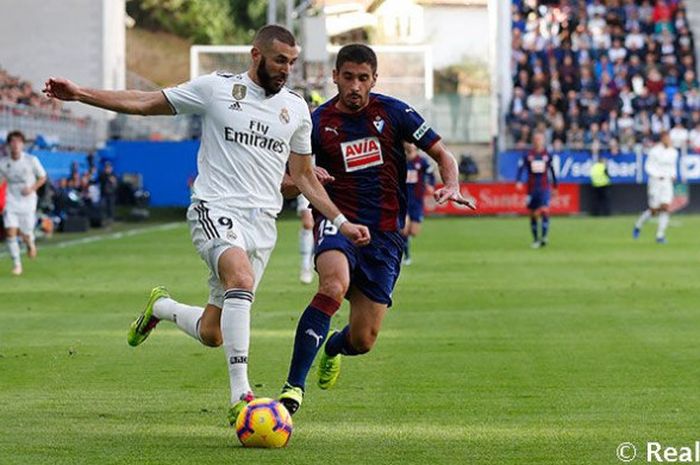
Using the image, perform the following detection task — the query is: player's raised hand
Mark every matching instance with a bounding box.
[434,184,477,210]
[340,222,371,246]
[43,77,80,101]
[313,166,335,185]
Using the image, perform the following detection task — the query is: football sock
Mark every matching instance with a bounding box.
[286,293,340,389]
[404,237,411,260]
[325,325,360,357]
[299,228,314,271]
[530,217,538,241]
[635,209,652,229]
[6,238,20,266]
[221,288,254,403]
[541,214,550,240]
[153,297,204,342]
[657,211,670,238]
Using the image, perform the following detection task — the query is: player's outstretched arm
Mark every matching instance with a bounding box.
[425,141,476,209]
[288,153,370,246]
[43,77,173,116]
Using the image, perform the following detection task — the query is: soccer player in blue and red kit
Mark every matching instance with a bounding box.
[402,142,435,265]
[278,44,474,415]
[516,132,558,248]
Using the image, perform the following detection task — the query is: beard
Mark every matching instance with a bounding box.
[257,57,286,96]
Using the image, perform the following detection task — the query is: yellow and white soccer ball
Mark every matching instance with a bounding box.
[235,398,293,448]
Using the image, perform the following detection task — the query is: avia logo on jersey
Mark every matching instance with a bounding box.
[340,137,383,172]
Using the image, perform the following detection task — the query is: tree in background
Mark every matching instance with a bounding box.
[127,0,268,45]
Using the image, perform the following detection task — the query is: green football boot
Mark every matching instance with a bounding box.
[317,332,342,390]
[278,382,304,416]
[127,286,170,347]
[227,391,255,426]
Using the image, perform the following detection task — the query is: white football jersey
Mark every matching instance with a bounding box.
[645,144,678,179]
[163,71,312,211]
[0,152,46,213]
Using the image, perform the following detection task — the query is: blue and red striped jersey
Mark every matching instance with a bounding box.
[311,93,441,231]
[406,155,435,203]
[516,150,558,192]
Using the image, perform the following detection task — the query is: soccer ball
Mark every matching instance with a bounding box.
[235,398,293,448]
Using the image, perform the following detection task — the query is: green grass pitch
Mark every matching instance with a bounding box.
[2,215,700,464]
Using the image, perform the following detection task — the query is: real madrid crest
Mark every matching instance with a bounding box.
[279,107,290,124]
[232,84,247,100]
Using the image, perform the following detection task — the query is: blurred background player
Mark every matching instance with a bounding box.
[297,194,314,284]
[0,130,46,275]
[516,132,557,248]
[278,44,473,415]
[633,131,678,243]
[401,142,434,265]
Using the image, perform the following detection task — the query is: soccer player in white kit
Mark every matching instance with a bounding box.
[0,131,46,276]
[43,25,369,424]
[633,131,678,243]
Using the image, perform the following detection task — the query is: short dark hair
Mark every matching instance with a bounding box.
[6,130,26,143]
[253,25,296,50]
[335,44,377,73]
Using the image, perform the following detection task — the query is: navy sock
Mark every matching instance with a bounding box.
[530,217,539,241]
[325,325,361,357]
[541,215,550,240]
[285,294,340,389]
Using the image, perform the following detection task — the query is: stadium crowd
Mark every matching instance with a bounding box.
[509,0,700,153]
[0,66,63,114]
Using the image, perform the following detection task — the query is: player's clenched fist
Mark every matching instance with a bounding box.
[43,77,80,101]
[340,222,371,246]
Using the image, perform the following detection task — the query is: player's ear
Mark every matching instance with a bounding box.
[251,46,262,65]
[332,68,339,85]
[371,73,378,89]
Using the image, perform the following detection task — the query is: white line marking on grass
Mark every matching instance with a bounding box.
[0,222,182,258]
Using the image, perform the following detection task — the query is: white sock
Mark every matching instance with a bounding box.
[635,209,652,229]
[6,238,20,266]
[221,288,254,403]
[299,229,314,271]
[657,212,670,238]
[153,297,204,342]
[24,232,35,248]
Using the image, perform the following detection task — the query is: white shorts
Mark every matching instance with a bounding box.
[3,209,36,235]
[187,201,277,308]
[647,177,673,209]
[296,194,311,215]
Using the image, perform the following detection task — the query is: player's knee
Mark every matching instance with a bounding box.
[350,332,377,354]
[318,279,348,302]
[220,270,254,291]
[200,328,223,348]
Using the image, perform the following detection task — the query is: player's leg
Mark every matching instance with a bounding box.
[635,181,657,237]
[319,230,401,390]
[19,211,37,259]
[539,204,551,246]
[280,249,349,414]
[402,216,412,265]
[656,204,670,243]
[299,207,314,284]
[4,211,22,275]
[319,288,388,389]
[529,210,540,247]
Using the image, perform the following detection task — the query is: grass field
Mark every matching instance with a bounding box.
[2,215,700,465]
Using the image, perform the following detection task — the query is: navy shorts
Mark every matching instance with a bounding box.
[407,198,425,223]
[527,189,551,210]
[314,219,404,307]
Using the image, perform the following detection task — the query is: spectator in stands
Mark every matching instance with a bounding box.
[98,162,118,221]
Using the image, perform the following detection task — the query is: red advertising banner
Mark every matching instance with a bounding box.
[425,183,580,216]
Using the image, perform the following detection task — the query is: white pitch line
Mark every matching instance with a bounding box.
[0,222,182,258]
